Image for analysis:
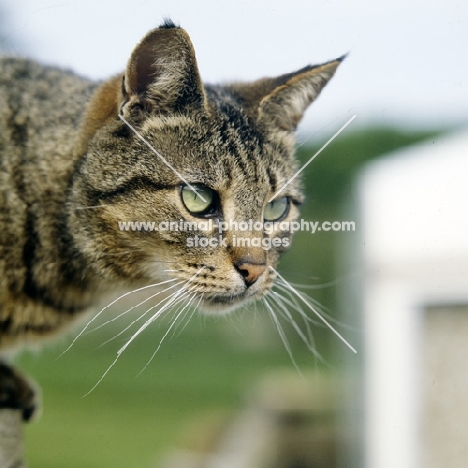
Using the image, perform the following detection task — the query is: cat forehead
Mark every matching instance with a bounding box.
[140,112,297,188]
[140,94,295,162]
[141,91,254,137]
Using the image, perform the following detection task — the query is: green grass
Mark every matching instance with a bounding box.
[17,126,442,467]
[19,314,318,468]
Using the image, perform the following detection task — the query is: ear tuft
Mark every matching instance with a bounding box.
[121,24,206,118]
[159,18,179,29]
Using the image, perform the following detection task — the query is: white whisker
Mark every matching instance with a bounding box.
[270,267,357,354]
[58,277,178,358]
[274,282,357,332]
[83,354,120,397]
[262,297,303,377]
[271,287,317,350]
[138,290,200,375]
[174,293,204,338]
[88,280,185,334]
[116,283,202,355]
[105,287,195,351]
[95,288,191,349]
[276,282,329,312]
[268,291,324,363]
[288,279,338,290]
[273,283,322,327]
[83,267,205,394]
[169,289,202,338]
[89,290,195,395]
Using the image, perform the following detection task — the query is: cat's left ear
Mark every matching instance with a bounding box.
[228,57,344,132]
[121,21,206,117]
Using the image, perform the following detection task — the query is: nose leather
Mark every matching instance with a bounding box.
[235,262,266,286]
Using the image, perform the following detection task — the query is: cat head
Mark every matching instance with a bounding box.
[71,20,343,313]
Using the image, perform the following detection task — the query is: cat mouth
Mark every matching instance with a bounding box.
[199,289,265,313]
[204,293,245,306]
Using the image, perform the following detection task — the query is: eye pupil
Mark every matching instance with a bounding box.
[264,196,289,221]
[181,184,216,216]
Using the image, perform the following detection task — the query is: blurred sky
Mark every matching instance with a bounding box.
[1,0,468,136]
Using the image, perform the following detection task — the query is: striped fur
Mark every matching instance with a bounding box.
[0,22,341,350]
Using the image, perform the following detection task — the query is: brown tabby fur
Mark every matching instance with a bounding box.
[0,20,342,416]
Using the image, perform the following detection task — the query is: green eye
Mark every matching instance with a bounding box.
[181,184,216,215]
[264,197,290,221]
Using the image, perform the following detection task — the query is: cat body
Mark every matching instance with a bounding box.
[0,58,98,349]
[0,20,342,416]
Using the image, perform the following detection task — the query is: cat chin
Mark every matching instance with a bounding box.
[198,294,258,315]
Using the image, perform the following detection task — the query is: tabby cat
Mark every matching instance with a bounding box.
[0,20,342,419]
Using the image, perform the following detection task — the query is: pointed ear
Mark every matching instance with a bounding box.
[228,57,344,132]
[121,21,206,118]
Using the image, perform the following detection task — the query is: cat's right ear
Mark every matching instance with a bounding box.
[120,20,206,120]
[226,57,344,133]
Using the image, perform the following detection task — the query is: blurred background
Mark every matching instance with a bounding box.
[1,1,467,467]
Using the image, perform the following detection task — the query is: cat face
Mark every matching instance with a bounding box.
[71,21,342,313]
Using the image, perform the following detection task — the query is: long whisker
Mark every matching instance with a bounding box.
[274,282,357,332]
[138,290,201,375]
[164,291,192,330]
[267,291,324,363]
[88,280,185,334]
[82,355,119,398]
[288,279,339,290]
[116,283,200,357]
[174,293,204,338]
[157,288,199,338]
[262,297,303,377]
[271,287,318,352]
[270,267,357,354]
[95,290,186,349]
[58,278,178,358]
[273,283,323,327]
[274,281,326,310]
[84,290,194,395]
[98,284,197,349]
[83,267,205,396]
[287,269,362,291]
[168,289,201,338]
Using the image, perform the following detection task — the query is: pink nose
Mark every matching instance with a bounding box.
[235,262,266,286]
